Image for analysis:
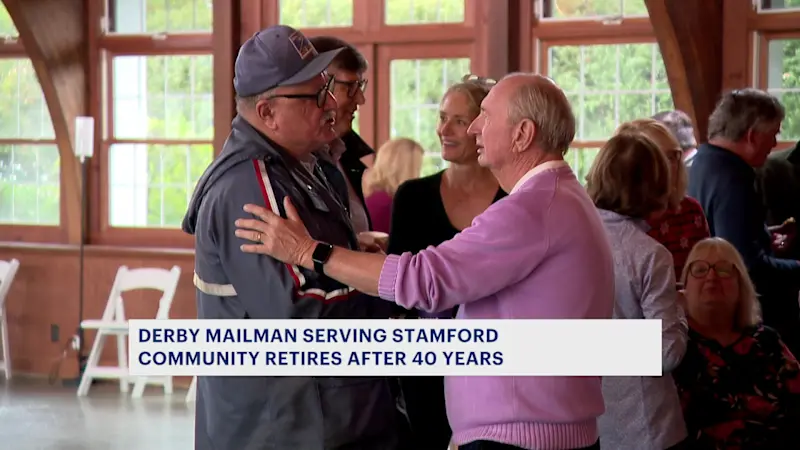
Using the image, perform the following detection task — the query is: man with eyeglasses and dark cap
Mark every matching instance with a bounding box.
[182,25,405,450]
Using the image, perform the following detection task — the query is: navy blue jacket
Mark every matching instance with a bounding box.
[182,116,401,450]
[688,143,800,328]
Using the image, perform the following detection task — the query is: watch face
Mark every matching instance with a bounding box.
[313,243,334,264]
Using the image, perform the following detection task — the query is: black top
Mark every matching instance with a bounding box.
[385,169,506,450]
[387,170,507,256]
[339,130,374,206]
[756,142,800,260]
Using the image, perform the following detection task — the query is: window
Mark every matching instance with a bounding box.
[352,111,360,134]
[0,4,15,36]
[566,148,600,185]
[765,38,800,142]
[546,42,673,180]
[0,5,59,227]
[102,0,214,235]
[390,57,470,177]
[106,0,213,33]
[536,0,648,19]
[385,0,465,25]
[107,54,213,228]
[758,0,800,12]
[279,0,354,28]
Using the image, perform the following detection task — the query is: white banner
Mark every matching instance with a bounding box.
[127,319,662,377]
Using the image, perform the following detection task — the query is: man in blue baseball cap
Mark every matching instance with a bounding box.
[183,25,405,450]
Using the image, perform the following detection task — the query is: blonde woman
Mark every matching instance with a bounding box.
[387,75,503,449]
[674,237,800,449]
[616,119,710,278]
[361,137,424,233]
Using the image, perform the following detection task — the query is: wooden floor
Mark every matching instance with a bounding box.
[0,377,193,449]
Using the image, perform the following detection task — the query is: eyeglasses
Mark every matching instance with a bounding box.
[265,75,333,109]
[334,77,368,98]
[665,149,683,163]
[688,260,736,279]
[463,74,497,85]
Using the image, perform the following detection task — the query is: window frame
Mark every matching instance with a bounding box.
[528,11,667,179]
[265,0,475,162]
[93,1,213,248]
[538,35,662,150]
[86,0,478,249]
[753,7,800,151]
[89,0,477,248]
[0,34,64,242]
[383,0,469,26]
[375,42,473,155]
[102,0,214,36]
[534,0,650,22]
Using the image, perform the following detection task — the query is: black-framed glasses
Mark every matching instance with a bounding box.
[688,260,736,279]
[334,77,368,98]
[266,75,333,109]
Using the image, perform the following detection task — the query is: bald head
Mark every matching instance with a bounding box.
[499,72,576,155]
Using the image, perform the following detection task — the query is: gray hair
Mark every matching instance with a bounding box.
[707,88,785,141]
[502,72,576,156]
[235,88,276,114]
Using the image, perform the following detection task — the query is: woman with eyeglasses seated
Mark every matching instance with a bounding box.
[615,119,710,278]
[586,129,689,450]
[673,237,800,449]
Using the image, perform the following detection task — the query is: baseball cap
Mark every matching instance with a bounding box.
[234,25,344,97]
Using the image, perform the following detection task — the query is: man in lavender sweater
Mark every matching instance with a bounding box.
[234,73,615,450]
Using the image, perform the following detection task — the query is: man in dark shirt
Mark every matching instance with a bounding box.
[310,36,375,235]
[756,141,800,259]
[688,88,800,354]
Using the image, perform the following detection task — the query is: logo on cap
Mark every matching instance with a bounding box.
[289,30,317,60]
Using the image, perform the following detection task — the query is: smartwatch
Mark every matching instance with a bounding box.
[312,242,334,275]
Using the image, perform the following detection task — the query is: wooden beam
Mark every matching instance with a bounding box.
[3,0,88,244]
[645,0,724,144]
[471,0,510,79]
[212,0,240,156]
[721,0,752,90]
[509,0,533,72]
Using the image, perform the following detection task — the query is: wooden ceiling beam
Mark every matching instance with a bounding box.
[646,0,724,144]
[3,0,89,244]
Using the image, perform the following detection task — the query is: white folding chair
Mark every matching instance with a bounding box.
[77,265,181,398]
[0,259,20,381]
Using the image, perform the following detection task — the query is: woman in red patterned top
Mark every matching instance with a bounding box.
[615,119,710,278]
[673,237,800,449]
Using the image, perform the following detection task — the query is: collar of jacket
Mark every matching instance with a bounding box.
[339,130,374,162]
[229,115,298,165]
